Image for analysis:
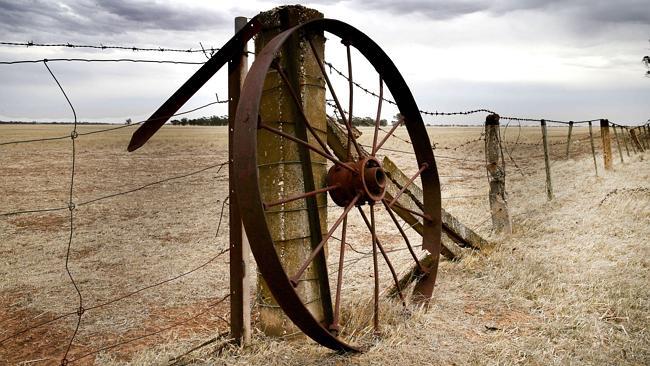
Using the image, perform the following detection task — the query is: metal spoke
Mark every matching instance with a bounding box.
[272,61,332,156]
[371,77,384,156]
[264,184,340,209]
[374,115,404,153]
[330,215,348,334]
[387,162,428,207]
[308,38,364,157]
[370,205,380,332]
[259,122,356,174]
[358,206,406,309]
[346,44,354,159]
[384,198,432,222]
[382,200,424,272]
[289,193,361,287]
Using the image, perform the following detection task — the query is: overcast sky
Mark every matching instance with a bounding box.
[0,0,648,125]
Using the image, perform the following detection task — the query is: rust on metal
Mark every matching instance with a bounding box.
[326,156,387,206]
[388,162,429,207]
[288,193,360,288]
[263,184,340,209]
[128,9,443,353]
[233,18,441,352]
[127,17,262,152]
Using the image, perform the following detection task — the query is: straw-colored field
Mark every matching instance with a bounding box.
[1,123,648,365]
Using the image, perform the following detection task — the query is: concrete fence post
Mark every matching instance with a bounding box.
[254,5,331,337]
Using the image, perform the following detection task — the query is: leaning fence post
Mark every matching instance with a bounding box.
[630,128,644,152]
[565,121,573,159]
[636,127,644,150]
[588,121,599,176]
[612,123,624,164]
[484,114,512,234]
[540,119,554,200]
[229,16,252,346]
[629,128,639,153]
[599,119,613,170]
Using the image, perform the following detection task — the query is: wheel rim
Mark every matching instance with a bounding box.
[233,18,441,352]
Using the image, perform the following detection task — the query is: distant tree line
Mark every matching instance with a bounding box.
[336,116,389,127]
[170,115,229,126]
[171,115,388,126]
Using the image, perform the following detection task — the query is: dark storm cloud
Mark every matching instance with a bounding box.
[0,0,229,38]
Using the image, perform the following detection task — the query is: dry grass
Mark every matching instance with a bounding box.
[1,123,648,365]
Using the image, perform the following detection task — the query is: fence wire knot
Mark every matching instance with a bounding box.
[70,131,78,139]
[60,358,69,366]
[68,202,76,211]
[77,305,85,316]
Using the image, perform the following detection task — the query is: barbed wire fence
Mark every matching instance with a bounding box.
[0,50,234,363]
[1,40,649,364]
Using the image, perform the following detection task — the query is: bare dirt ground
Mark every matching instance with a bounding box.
[1,124,648,365]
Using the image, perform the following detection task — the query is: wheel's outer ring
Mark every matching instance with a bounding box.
[233,18,442,352]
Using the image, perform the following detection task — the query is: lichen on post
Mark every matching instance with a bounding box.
[485,114,512,234]
[254,5,331,337]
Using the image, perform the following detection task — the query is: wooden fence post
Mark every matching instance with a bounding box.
[254,5,331,337]
[621,126,631,157]
[485,114,512,234]
[229,16,251,346]
[540,119,554,200]
[629,128,638,153]
[636,127,644,150]
[630,128,644,152]
[600,119,613,170]
[565,121,573,159]
[612,123,624,164]
[588,121,599,176]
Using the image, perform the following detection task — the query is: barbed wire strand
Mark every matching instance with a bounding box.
[325,60,648,127]
[0,58,205,65]
[1,40,646,126]
[0,41,215,53]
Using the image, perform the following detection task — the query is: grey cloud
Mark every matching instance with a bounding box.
[577,0,650,25]
[0,0,229,38]
[342,0,650,25]
[96,0,228,31]
[346,0,489,19]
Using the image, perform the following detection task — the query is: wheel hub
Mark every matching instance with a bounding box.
[327,156,387,206]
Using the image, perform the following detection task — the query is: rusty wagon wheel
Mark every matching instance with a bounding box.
[234,18,441,352]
